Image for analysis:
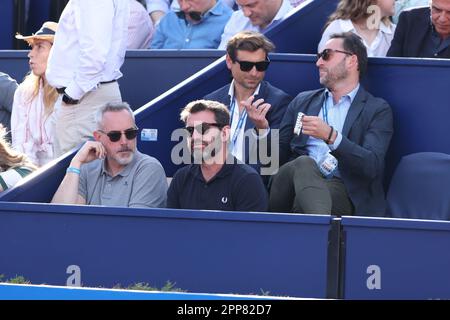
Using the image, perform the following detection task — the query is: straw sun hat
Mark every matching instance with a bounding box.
[15,21,58,44]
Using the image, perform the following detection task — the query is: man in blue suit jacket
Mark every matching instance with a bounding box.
[387,0,450,58]
[270,32,393,217]
[205,31,292,181]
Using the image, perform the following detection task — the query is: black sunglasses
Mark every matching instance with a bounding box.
[185,123,224,136]
[317,48,353,61]
[98,127,139,142]
[176,11,202,22]
[234,58,270,72]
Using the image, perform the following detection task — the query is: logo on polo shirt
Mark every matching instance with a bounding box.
[221,197,228,204]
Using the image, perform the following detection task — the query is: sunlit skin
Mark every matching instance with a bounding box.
[236,0,282,29]
[28,39,52,78]
[377,0,395,18]
[186,110,230,180]
[431,0,450,39]
[179,0,216,23]
[226,48,271,129]
[93,110,137,175]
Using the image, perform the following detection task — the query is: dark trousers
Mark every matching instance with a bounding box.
[269,156,354,215]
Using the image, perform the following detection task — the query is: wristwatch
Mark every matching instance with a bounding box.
[62,92,79,105]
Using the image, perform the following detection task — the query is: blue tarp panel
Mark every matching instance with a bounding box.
[341,216,450,299]
[0,202,332,298]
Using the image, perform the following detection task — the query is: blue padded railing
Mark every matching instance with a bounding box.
[0,50,224,109]
[341,216,450,299]
[0,202,333,298]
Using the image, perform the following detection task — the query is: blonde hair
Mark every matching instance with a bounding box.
[325,0,392,29]
[0,125,37,172]
[20,73,58,118]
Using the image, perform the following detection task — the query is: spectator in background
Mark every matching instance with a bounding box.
[167,100,268,211]
[270,32,393,216]
[12,22,59,167]
[46,0,129,158]
[218,0,293,49]
[392,0,429,23]
[128,0,154,49]
[51,102,168,208]
[146,0,236,25]
[0,124,37,192]
[318,0,396,57]
[205,31,291,182]
[387,0,450,58]
[151,0,232,49]
[0,72,18,139]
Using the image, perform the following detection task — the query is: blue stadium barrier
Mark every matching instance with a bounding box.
[1,54,449,208]
[0,50,224,109]
[0,284,273,300]
[0,202,334,298]
[0,1,14,49]
[341,216,450,299]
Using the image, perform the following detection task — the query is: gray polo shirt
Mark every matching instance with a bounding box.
[78,151,168,208]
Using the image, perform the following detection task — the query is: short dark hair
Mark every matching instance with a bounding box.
[180,100,230,126]
[329,32,368,79]
[226,31,275,62]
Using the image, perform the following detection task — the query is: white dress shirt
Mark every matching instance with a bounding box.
[218,0,293,49]
[46,0,130,100]
[318,19,396,57]
[128,0,154,49]
[227,81,261,162]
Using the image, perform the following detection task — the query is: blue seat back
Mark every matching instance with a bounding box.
[386,152,450,220]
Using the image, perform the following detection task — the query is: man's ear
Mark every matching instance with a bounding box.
[221,125,231,142]
[93,131,101,142]
[225,54,233,70]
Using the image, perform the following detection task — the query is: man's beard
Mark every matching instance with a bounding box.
[191,135,223,164]
[112,146,135,166]
[319,59,348,89]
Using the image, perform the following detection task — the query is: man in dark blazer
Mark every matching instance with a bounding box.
[205,31,292,181]
[270,32,393,217]
[387,0,450,58]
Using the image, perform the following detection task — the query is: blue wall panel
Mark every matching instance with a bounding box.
[0,203,332,298]
[341,217,450,299]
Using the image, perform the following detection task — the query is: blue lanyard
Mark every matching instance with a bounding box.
[322,100,329,125]
[229,98,248,149]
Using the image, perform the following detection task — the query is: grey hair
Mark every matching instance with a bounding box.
[95,102,135,130]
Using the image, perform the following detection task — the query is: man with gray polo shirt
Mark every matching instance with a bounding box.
[51,102,168,208]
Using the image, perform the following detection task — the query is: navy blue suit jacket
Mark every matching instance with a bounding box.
[387,7,450,58]
[279,87,394,216]
[205,80,292,177]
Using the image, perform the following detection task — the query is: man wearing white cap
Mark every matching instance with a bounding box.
[46,0,130,157]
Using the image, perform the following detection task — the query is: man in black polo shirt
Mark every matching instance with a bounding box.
[167,99,268,212]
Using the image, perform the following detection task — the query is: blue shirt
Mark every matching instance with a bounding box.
[306,84,360,176]
[150,1,232,49]
[166,157,268,212]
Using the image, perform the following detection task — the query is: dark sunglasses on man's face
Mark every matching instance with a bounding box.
[98,128,139,142]
[317,48,353,61]
[185,123,224,136]
[176,11,202,22]
[234,58,270,72]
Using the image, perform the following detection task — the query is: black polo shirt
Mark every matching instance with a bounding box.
[167,160,268,212]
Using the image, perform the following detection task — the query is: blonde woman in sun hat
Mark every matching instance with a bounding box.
[11,21,58,167]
